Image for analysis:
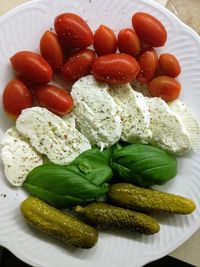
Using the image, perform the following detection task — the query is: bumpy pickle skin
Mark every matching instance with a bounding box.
[75,202,160,235]
[108,183,196,214]
[20,197,98,248]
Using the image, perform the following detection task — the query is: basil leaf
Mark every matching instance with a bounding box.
[24,147,114,208]
[43,156,51,164]
[78,159,93,174]
[100,144,122,161]
[23,183,84,208]
[70,148,113,185]
[24,163,108,208]
[112,144,177,187]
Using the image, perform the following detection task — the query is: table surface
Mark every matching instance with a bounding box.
[0,0,200,266]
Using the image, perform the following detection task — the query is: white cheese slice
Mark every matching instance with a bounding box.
[62,112,76,128]
[131,80,151,97]
[146,97,191,155]
[71,75,122,150]
[16,107,91,165]
[109,83,152,144]
[168,99,200,150]
[0,127,43,186]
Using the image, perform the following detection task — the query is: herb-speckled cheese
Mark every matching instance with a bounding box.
[62,112,76,128]
[0,127,43,186]
[146,97,191,155]
[71,75,122,149]
[168,99,200,150]
[109,84,152,144]
[16,107,91,165]
[131,80,151,97]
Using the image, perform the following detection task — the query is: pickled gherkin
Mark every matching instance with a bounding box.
[20,197,98,248]
[108,183,196,214]
[75,202,160,235]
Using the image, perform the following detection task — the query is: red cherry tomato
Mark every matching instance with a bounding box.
[132,12,167,47]
[117,28,141,57]
[148,76,181,101]
[3,79,33,119]
[10,51,53,85]
[64,48,81,60]
[34,85,73,115]
[62,49,95,81]
[154,66,165,77]
[159,53,181,78]
[54,13,93,49]
[137,48,158,83]
[40,31,64,73]
[92,53,141,84]
[94,25,117,56]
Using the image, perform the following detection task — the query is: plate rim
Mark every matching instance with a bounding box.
[1,0,199,41]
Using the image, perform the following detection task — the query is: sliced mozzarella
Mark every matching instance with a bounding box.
[131,80,151,97]
[109,83,152,144]
[16,107,91,165]
[0,127,43,186]
[71,75,122,149]
[168,99,200,150]
[146,97,191,155]
[62,112,76,128]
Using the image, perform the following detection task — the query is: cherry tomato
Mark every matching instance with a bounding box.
[92,53,141,84]
[54,13,93,49]
[3,79,33,119]
[148,76,181,101]
[40,31,64,73]
[137,48,158,83]
[132,12,167,47]
[64,48,80,61]
[62,49,95,81]
[34,85,73,115]
[159,53,181,78]
[117,28,141,57]
[94,25,117,56]
[154,66,165,77]
[10,51,53,85]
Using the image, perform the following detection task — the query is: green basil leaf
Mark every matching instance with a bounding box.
[43,156,51,164]
[78,159,93,174]
[71,148,113,185]
[112,144,177,187]
[101,144,122,161]
[23,183,84,208]
[72,148,110,165]
[24,147,113,208]
[24,163,108,208]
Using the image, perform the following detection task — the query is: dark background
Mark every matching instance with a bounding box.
[0,248,196,267]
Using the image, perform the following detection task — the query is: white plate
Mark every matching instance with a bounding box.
[0,0,200,266]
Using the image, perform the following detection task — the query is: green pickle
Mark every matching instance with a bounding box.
[75,202,160,235]
[108,183,196,214]
[20,197,98,248]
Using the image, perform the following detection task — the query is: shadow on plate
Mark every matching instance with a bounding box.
[152,212,191,228]
[23,223,98,259]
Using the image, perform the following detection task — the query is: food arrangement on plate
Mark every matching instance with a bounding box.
[1,8,200,253]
